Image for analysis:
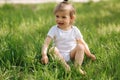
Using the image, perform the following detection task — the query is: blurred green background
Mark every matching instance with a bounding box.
[0,0,120,80]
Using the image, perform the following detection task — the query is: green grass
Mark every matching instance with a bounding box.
[0,0,120,80]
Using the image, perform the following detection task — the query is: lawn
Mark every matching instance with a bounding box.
[0,0,120,80]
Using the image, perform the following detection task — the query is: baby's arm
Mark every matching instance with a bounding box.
[41,36,52,64]
[77,39,96,60]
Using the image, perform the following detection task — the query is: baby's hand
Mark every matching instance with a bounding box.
[41,55,48,64]
[90,54,96,61]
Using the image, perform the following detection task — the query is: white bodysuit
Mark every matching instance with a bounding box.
[47,25,83,62]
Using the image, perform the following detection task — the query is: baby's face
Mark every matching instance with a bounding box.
[55,10,72,29]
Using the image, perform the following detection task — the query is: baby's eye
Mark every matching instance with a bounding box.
[62,16,67,18]
[56,15,59,18]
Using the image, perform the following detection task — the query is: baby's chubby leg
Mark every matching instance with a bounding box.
[70,44,85,75]
[70,44,84,66]
[49,47,70,71]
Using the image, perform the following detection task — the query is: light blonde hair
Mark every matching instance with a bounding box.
[54,1,76,24]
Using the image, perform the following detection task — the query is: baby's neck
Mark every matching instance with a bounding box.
[58,25,72,31]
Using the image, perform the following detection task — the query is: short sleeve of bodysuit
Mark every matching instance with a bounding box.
[73,26,83,40]
[47,26,56,39]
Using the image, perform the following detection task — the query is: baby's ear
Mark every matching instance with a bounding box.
[71,15,76,20]
[70,15,76,24]
[71,15,76,22]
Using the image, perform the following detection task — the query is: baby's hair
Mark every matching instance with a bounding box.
[54,0,75,18]
[64,0,68,2]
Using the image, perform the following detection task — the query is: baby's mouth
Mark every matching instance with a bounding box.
[58,23,64,25]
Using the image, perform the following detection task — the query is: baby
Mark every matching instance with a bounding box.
[41,0,96,75]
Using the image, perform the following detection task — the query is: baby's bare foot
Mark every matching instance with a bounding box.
[65,64,71,71]
[79,68,86,75]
